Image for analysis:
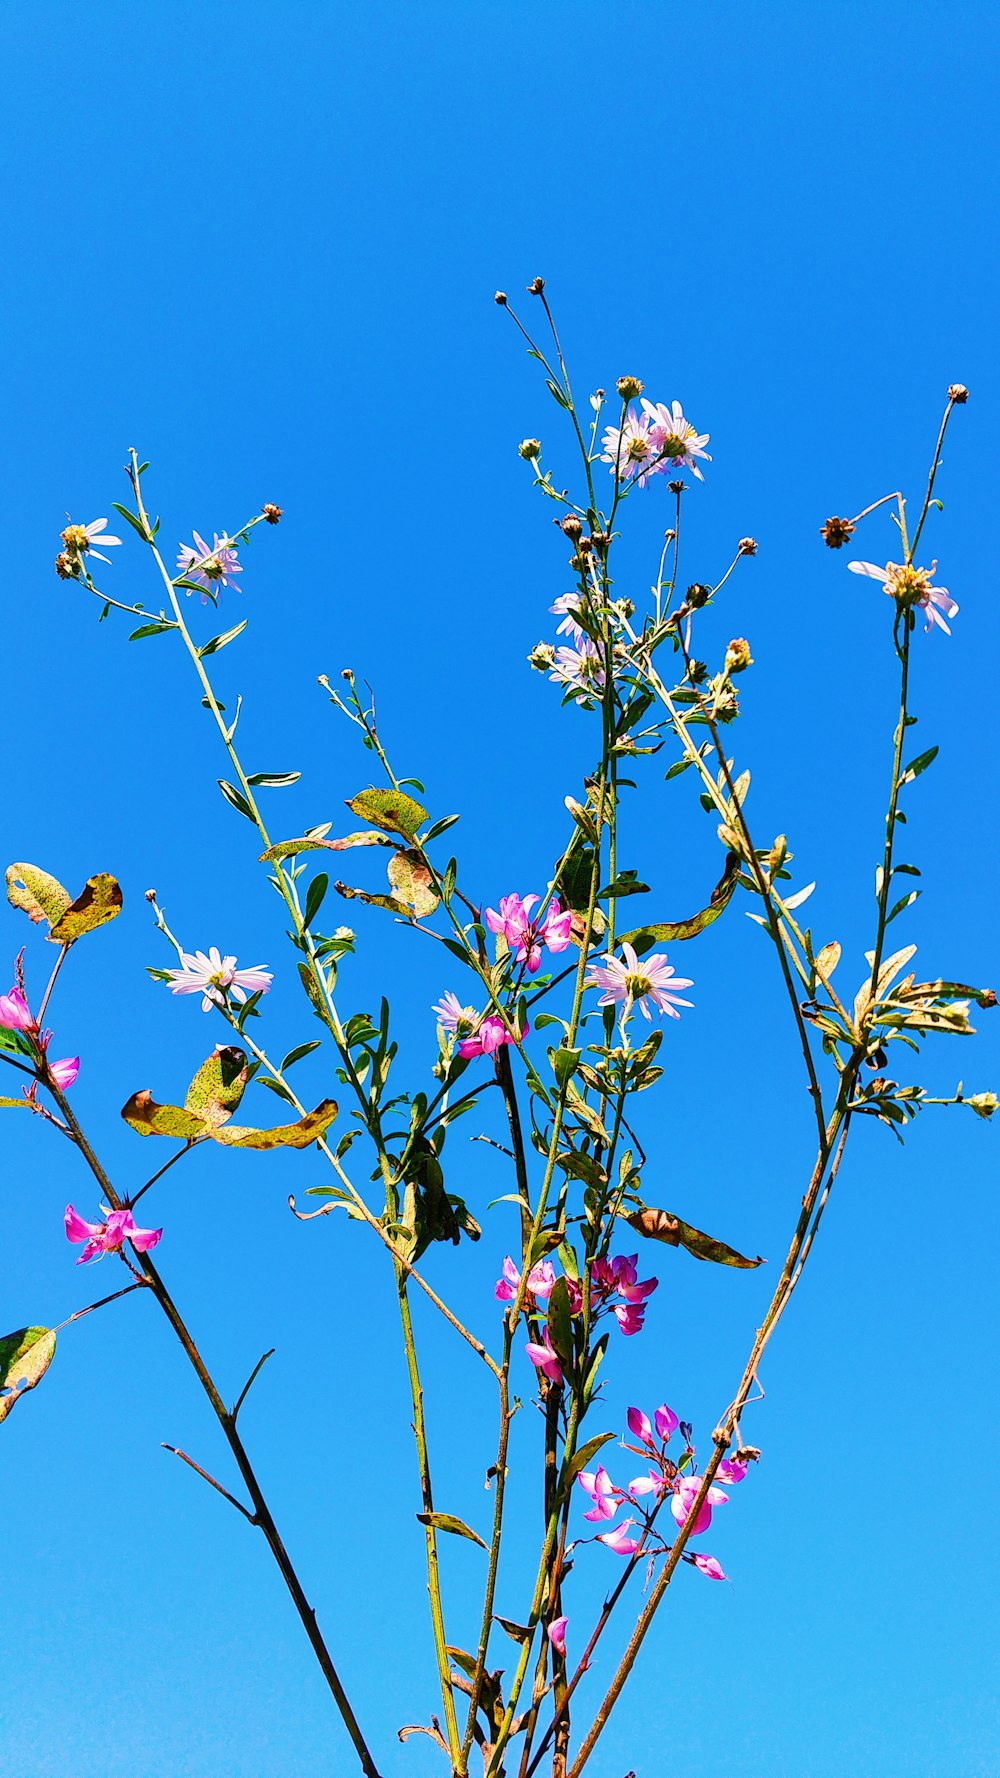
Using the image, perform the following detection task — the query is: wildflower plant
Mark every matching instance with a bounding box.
[1,284,993,1777]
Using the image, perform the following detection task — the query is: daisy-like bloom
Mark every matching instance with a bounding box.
[65,1203,162,1265]
[640,399,712,482]
[0,985,34,1031]
[165,947,273,1012]
[688,1552,726,1581]
[627,1403,679,1447]
[48,1056,80,1091]
[485,892,574,975]
[60,518,123,565]
[547,1616,568,1657]
[848,559,958,635]
[550,593,587,644]
[550,639,606,697]
[578,1464,623,1522]
[525,1327,564,1384]
[600,406,658,486]
[432,991,477,1038]
[670,1474,730,1536]
[457,1013,528,1059]
[176,530,243,602]
[586,940,693,1023]
[494,1255,557,1302]
[597,1518,641,1557]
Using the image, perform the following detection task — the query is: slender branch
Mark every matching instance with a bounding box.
[161,1444,258,1523]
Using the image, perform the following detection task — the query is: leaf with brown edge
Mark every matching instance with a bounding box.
[6,863,72,931]
[184,1046,250,1127]
[619,854,739,956]
[50,873,123,943]
[0,1327,56,1424]
[212,1098,338,1150]
[625,1204,763,1268]
[415,1510,487,1550]
[346,786,427,838]
[334,881,412,916]
[121,1091,209,1140]
[260,832,396,862]
[387,848,439,917]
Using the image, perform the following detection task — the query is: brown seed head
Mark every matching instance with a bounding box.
[55,551,79,579]
[590,530,611,552]
[948,383,969,404]
[616,375,644,401]
[977,988,998,1008]
[686,582,712,609]
[494,290,508,306]
[560,515,583,540]
[668,479,686,495]
[527,276,545,295]
[262,503,282,524]
[820,515,856,549]
[144,888,158,903]
[738,536,758,556]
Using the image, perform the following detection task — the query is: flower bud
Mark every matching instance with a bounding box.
[948,383,969,403]
[738,536,758,555]
[768,834,787,875]
[820,515,855,548]
[528,641,556,673]
[686,582,712,609]
[55,551,79,579]
[616,376,644,400]
[725,637,753,675]
[262,503,282,524]
[527,276,545,295]
[559,515,583,540]
[967,1091,998,1119]
[687,658,708,684]
[518,438,542,460]
[590,531,611,551]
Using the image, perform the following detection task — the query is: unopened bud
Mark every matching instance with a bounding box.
[616,375,644,401]
[686,582,712,609]
[687,658,708,684]
[527,276,545,295]
[55,551,79,579]
[528,641,555,673]
[738,536,758,555]
[518,438,542,460]
[948,383,969,404]
[590,531,611,552]
[494,290,508,306]
[768,835,788,875]
[560,515,583,540]
[341,667,355,681]
[820,515,855,549]
[725,637,753,675]
[967,1091,999,1119]
[262,503,282,524]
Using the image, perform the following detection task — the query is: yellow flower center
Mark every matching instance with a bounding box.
[885,563,933,608]
[61,524,90,551]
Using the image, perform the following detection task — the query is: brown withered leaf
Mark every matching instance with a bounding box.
[50,873,123,943]
[625,1204,763,1268]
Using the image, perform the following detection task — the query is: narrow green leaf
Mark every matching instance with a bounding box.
[416,1511,487,1551]
[218,780,256,821]
[198,620,248,657]
[281,1040,322,1070]
[111,502,151,540]
[901,745,939,786]
[421,814,460,843]
[303,873,329,929]
[0,1096,31,1108]
[561,1430,614,1491]
[128,621,175,641]
[247,770,301,787]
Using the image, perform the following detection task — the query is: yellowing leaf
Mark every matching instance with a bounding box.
[50,874,123,943]
[0,1327,56,1424]
[346,787,427,838]
[6,863,72,930]
[212,1099,338,1150]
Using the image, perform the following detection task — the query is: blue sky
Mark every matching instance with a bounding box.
[2,3,999,1775]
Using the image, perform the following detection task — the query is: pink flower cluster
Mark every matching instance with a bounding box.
[600,399,711,487]
[432,992,529,1060]
[0,979,79,1090]
[65,1203,162,1265]
[485,892,573,976]
[577,1401,749,1580]
[495,1251,659,1384]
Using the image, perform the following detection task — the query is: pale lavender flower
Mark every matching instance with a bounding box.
[597,1518,641,1556]
[586,941,693,1022]
[600,407,657,486]
[63,518,123,564]
[640,399,712,481]
[848,559,958,634]
[176,530,243,602]
[165,947,272,1012]
[550,593,586,644]
[550,639,605,697]
[432,991,476,1036]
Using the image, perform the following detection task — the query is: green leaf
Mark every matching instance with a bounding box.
[0,1024,34,1059]
[346,787,427,838]
[6,862,72,930]
[421,814,460,843]
[619,854,739,954]
[281,1040,322,1070]
[625,1204,763,1268]
[218,779,256,821]
[302,873,329,929]
[184,1046,250,1126]
[887,890,920,924]
[561,1430,614,1490]
[415,1511,487,1551]
[386,849,439,917]
[546,1276,575,1366]
[198,619,248,657]
[550,1046,581,1090]
[598,871,651,900]
[901,745,938,785]
[247,770,301,787]
[0,1327,56,1424]
[50,874,123,944]
[111,502,151,540]
[128,621,175,641]
[212,1099,338,1150]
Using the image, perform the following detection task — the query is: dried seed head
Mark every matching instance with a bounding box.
[686,582,712,609]
[518,438,542,460]
[948,383,969,404]
[738,536,758,555]
[668,479,686,495]
[494,290,508,306]
[144,888,158,903]
[616,375,644,401]
[55,550,79,579]
[527,276,545,295]
[262,503,282,524]
[820,515,856,549]
[559,515,584,540]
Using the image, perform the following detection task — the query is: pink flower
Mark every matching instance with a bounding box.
[848,559,958,635]
[485,893,574,975]
[600,407,658,486]
[547,1616,568,1657]
[577,1464,622,1522]
[0,985,34,1031]
[655,1403,679,1442]
[717,1456,748,1485]
[689,1552,726,1581]
[48,1056,80,1090]
[176,531,243,603]
[65,1203,162,1265]
[550,593,586,643]
[597,1518,641,1556]
[457,1013,529,1059]
[613,1301,648,1335]
[628,1468,667,1500]
[640,399,712,481]
[591,1256,658,1332]
[628,1402,679,1447]
[525,1328,564,1383]
[670,1475,729,1536]
[627,1406,655,1445]
[586,941,693,1022]
[494,1255,557,1303]
[550,639,605,697]
[165,948,273,1012]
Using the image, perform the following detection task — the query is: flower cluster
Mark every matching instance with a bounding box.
[176,531,243,602]
[494,1251,659,1383]
[577,1400,749,1580]
[165,948,273,1013]
[485,892,573,975]
[432,993,529,1059]
[600,399,711,487]
[65,1203,162,1265]
[0,978,79,1089]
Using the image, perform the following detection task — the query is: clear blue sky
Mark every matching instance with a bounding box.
[3,3,998,1775]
